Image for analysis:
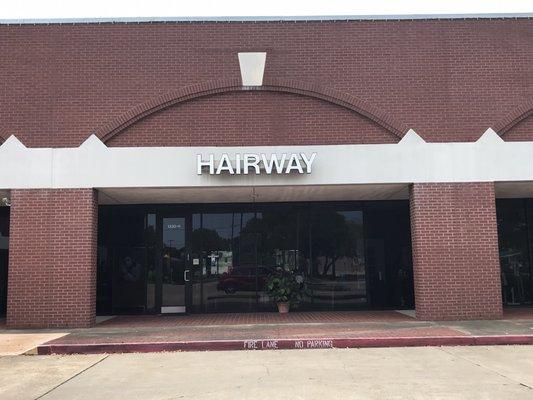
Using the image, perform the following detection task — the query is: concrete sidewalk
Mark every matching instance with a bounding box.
[0,332,68,356]
[2,346,533,399]
[1,309,532,355]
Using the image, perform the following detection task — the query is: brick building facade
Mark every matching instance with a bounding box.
[0,16,532,327]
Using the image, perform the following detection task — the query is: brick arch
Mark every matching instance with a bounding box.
[495,98,533,137]
[95,77,409,143]
[0,131,8,145]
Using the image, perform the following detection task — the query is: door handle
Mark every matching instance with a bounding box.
[184,269,190,282]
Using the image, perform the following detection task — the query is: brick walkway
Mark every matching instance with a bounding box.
[2,308,533,354]
[97,310,414,328]
[26,308,533,354]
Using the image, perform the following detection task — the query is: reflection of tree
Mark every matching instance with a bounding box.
[244,212,298,250]
[190,228,231,252]
[310,210,362,278]
[190,209,364,279]
[242,212,302,270]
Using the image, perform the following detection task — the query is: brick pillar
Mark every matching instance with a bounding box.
[410,182,502,320]
[7,189,97,328]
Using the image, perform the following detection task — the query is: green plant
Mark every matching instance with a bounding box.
[265,269,306,305]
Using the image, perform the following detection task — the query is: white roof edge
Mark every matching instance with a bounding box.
[1,13,532,25]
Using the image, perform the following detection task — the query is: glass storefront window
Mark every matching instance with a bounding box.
[306,207,366,310]
[497,200,533,305]
[364,202,413,309]
[193,212,260,313]
[113,246,146,311]
[97,207,150,314]
[95,199,533,314]
[0,207,9,317]
[97,201,414,314]
[145,214,157,311]
[255,206,303,310]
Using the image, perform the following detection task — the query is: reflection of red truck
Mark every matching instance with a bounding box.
[217,265,275,294]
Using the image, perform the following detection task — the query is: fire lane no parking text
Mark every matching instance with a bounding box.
[243,339,333,350]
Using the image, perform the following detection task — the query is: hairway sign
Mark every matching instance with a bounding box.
[197,153,317,175]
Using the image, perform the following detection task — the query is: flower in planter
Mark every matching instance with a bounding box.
[265,268,307,307]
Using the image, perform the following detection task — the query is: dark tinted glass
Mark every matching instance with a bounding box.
[194,212,259,312]
[97,207,149,314]
[497,200,532,305]
[0,207,9,317]
[97,201,414,314]
[306,206,366,310]
[113,246,146,311]
[255,205,303,311]
[145,214,157,311]
[364,201,413,309]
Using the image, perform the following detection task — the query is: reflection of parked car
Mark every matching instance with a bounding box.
[217,265,275,294]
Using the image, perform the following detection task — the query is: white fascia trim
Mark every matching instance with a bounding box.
[2,129,533,189]
[1,14,532,25]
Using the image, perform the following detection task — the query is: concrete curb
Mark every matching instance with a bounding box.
[36,335,533,355]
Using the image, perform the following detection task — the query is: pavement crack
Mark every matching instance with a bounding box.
[438,348,533,391]
[34,354,110,400]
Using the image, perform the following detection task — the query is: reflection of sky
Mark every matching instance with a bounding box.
[195,210,362,241]
[201,213,255,239]
[0,236,7,250]
[147,213,156,228]
[339,211,363,223]
[163,217,185,248]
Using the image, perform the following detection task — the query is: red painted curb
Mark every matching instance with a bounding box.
[37,335,533,355]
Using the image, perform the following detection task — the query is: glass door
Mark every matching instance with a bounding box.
[159,216,189,313]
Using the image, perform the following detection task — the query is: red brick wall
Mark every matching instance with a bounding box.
[410,182,503,320]
[0,19,532,147]
[109,91,397,147]
[7,189,97,328]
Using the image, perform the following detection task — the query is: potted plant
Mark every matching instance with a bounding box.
[265,268,306,314]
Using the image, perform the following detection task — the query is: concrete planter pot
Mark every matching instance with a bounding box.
[277,302,290,314]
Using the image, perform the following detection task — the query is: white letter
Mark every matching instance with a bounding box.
[300,152,316,174]
[216,153,235,175]
[243,154,261,174]
[235,154,242,174]
[197,154,214,175]
[261,153,287,174]
[285,153,304,174]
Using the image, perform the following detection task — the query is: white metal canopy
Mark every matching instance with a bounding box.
[1,128,533,203]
